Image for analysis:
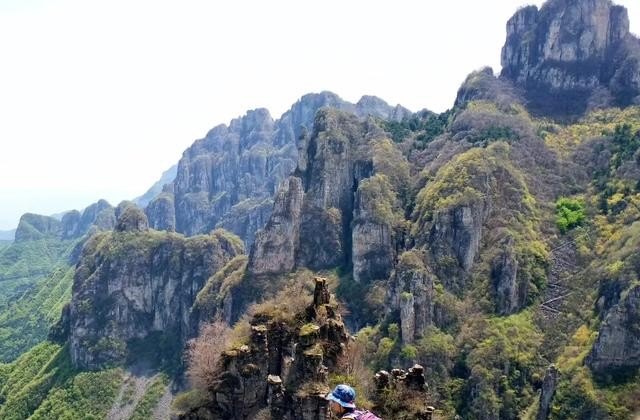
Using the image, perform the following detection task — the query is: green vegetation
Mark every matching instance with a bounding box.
[384,110,451,145]
[0,266,74,362]
[0,238,78,362]
[193,255,248,320]
[413,142,526,225]
[555,197,586,233]
[30,369,123,420]
[0,342,73,419]
[463,312,543,419]
[355,174,400,225]
[130,374,168,420]
[0,341,124,419]
[468,126,519,144]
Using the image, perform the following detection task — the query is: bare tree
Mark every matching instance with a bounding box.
[186,321,231,390]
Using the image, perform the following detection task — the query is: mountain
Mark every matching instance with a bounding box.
[146,91,410,247]
[133,164,178,208]
[0,199,118,362]
[458,0,640,120]
[4,0,640,419]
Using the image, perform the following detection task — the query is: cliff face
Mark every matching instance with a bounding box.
[500,0,640,116]
[67,207,243,370]
[388,251,435,344]
[14,199,116,243]
[183,278,349,420]
[164,92,406,248]
[248,109,401,284]
[248,177,304,276]
[14,214,63,242]
[587,284,640,375]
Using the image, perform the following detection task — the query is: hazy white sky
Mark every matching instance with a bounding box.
[0,0,638,230]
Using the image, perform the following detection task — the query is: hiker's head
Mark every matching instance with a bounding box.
[326,384,356,414]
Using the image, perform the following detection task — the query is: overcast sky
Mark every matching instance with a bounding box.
[0,0,639,231]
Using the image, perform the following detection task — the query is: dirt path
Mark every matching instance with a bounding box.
[107,369,173,420]
[152,384,174,420]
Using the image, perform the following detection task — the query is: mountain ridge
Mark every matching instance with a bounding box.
[3,0,640,419]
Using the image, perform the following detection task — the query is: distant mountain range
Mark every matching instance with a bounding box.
[2,0,640,419]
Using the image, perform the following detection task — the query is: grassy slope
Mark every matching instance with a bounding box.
[0,342,123,420]
[0,239,78,362]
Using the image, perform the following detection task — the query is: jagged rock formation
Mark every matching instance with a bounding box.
[388,251,435,344]
[248,177,304,276]
[166,92,407,247]
[145,187,176,232]
[374,365,427,394]
[114,205,149,232]
[133,164,177,208]
[249,108,402,283]
[537,365,559,420]
[373,366,435,419]
[71,199,116,236]
[14,213,63,242]
[501,0,640,116]
[429,203,487,274]
[352,174,398,284]
[14,199,116,243]
[66,210,243,369]
[184,278,349,420]
[491,237,523,316]
[455,67,524,110]
[587,284,640,375]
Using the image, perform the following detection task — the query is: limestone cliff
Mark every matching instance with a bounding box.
[183,278,349,420]
[167,92,405,247]
[587,284,640,375]
[248,108,402,284]
[14,199,116,243]
[14,213,63,242]
[388,251,435,344]
[67,207,243,370]
[146,188,176,232]
[501,0,640,116]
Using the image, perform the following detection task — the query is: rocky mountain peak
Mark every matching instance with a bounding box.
[14,213,63,242]
[114,205,149,233]
[500,0,640,117]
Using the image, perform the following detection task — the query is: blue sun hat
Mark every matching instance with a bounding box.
[326,384,356,408]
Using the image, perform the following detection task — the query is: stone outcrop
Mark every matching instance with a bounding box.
[146,190,176,232]
[76,199,116,234]
[389,251,435,344]
[500,0,640,116]
[428,203,488,291]
[216,198,273,247]
[15,199,116,243]
[67,213,243,369]
[248,177,304,276]
[455,67,524,110]
[537,365,559,420]
[169,92,405,248]
[587,284,640,375]
[352,175,396,284]
[14,213,63,242]
[248,107,411,286]
[374,366,434,419]
[133,164,177,208]
[375,365,427,393]
[491,237,524,315]
[248,108,399,280]
[114,205,149,232]
[185,278,349,420]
